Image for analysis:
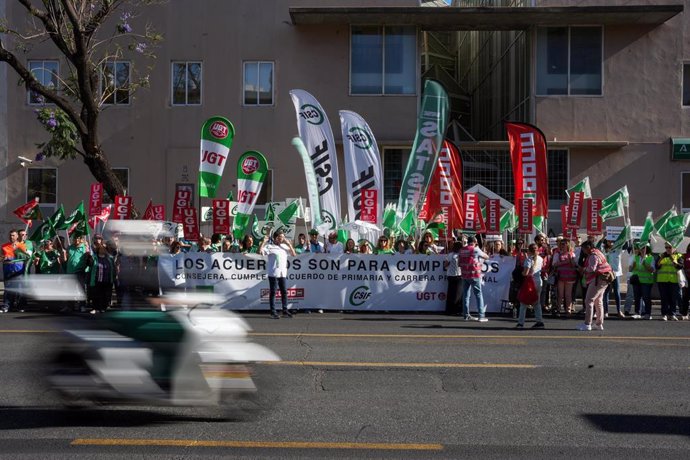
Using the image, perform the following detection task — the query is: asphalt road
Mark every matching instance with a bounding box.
[0,308,689,459]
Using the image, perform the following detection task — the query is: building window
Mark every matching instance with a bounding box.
[102,168,130,203]
[536,27,602,96]
[382,148,407,203]
[351,26,416,95]
[27,168,57,215]
[683,62,690,107]
[101,61,130,105]
[243,61,274,106]
[27,60,59,105]
[171,61,202,105]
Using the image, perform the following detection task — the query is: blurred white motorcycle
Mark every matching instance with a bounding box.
[48,294,280,417]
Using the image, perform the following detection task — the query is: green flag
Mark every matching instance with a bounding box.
[278,200,299,226]
[638,212,654,247]
[251,215,262,241]
[60,202,85,231]
[398,209,416,237]
[500,207,518,233]
[602,186,629,209]
[232,151,269,240]
[657,213,690,248]
[199,116,235,198]
[654,207,677,234]
[382,204,397,230]
[566,177,592,199]
[226,190,235,201]
[599,195,625,221]
[28,205,65,243]
[611,225,631,250]
[265,202,276,222]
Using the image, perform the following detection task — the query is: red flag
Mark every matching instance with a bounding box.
[143,200,155,220]
[485,199,501,235]
[518,198,533,234]
[113,195,132,220]
[506,122,548,218]
[586,198,603,235]
[213,199,230,234]
[419,140,464,238]
[88,183,103,217]
[566,191,584,229]
[359,189,378,224]
[182,207,200,240]
[13,198,41,225]
[463,192,484,233]
[89,205,112,229]
[173,186,193,224]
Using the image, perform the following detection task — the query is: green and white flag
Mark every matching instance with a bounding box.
[566,177,592,199]
[291,137,323,230]
[638,212,654,247]
[611,225,631,250]
[654,206,677,234]
[60,202,85,231]
[600,187,629,221]
[398,208,416,237]
[265,202,277,223]
[29,205,65,243]
[199,116,235,198]
[657,213,690,248]
[382,204,397,231]
[232,151,268,240]
[278,200,300,226]
[396,80,449,222]
[500,207,518,233]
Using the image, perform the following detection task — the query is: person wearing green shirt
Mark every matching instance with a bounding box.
[66,234,91,312]
[631,244,655,319]
[374,236,395,255]
[34,240,63,274]
[294,233,308,254]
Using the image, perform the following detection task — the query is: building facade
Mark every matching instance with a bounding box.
[0,0,688,238]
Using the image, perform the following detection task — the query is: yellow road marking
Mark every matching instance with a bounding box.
[250,332,690,341]
[265,361,536,369]
[71,438,443,451]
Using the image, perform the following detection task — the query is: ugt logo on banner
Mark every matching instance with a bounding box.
[213,199,230,234]
[173,186,193,224]
[113,195,132,220]
[182,208,200,240]
[89,183,103,217]
[360,189,377,223]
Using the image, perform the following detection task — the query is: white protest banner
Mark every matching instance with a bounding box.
[158,253,515,312]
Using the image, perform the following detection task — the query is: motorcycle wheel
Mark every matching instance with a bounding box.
[217,363,280,421]
[49,351,95,409]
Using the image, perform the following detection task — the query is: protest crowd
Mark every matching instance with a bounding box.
[1,220,689,331]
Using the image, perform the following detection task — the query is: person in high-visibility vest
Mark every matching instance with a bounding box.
[656,241,683,321]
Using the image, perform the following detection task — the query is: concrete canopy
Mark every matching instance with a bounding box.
[289,5,684,31]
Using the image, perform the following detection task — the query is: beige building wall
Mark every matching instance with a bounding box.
[2,0,419,233]
[533,0,690,222]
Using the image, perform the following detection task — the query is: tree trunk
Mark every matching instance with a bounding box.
[82,146,140,217]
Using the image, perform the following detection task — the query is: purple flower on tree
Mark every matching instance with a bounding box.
[46,116,57,128]
[35,152,46,162]
[135,43,147,54]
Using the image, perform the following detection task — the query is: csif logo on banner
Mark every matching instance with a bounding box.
[299,104,324,125]
[349,285,372,306]
[347,127,373,149]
